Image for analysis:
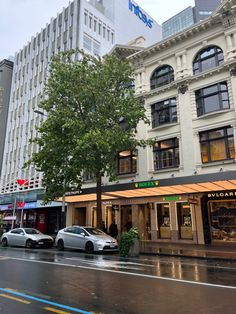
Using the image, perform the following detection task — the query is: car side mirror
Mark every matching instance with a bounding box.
[80,232,86,237]
[20,232,24,235]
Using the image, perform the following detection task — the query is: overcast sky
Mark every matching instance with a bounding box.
[0,0,194,60]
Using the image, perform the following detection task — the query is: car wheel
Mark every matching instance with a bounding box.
[25,239,34,249]
[1,238,8,247]
[57,239,64,251]
[85,241,94,254]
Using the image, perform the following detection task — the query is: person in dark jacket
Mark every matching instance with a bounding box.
[109,220,118,239]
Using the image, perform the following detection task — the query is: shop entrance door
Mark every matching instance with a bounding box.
[138,204,151,240]
[121,205,132,232]
[156,203,171,239]
[74,207,86,226]
[105,206,116,234]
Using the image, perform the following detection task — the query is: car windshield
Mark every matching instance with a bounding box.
[24,229,41,235]
[84,227,105,235]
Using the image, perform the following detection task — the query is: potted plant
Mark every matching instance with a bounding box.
[119,227,139,257]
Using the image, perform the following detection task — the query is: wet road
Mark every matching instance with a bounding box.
[0,247,235,313]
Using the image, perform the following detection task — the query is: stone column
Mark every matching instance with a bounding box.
[177,84,195,175]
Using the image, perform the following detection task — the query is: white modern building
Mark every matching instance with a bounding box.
[0,0,161,233]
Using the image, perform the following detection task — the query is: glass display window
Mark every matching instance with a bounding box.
[208,200,236,243]
[177,202,193,239]
[156,203,171,239]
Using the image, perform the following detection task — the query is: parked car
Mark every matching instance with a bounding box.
[55,226,118,253]
[1,228,54,249]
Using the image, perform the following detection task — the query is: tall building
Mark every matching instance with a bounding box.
[64,0,236,246]
[162,0,222,38]
[0,60,13,178]
[0,0,161,233]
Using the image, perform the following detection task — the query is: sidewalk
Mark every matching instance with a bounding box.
[139,240,236,261]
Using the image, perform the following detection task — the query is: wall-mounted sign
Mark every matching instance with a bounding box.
[135,181,159,188]
[188,198,198,205]
[128,0,153,28]
[163,196,181,201]
[207,191,236,198]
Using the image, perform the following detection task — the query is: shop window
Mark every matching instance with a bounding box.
[153,138,179,170]
[177,202,193,239]
[150,65,174,90]
[193,46,224,75]
[117,150,137,175]
[156,203,171,239]
[209,201,236,243]
[151,98,177,128]
[195,82,229,117]
[200,126,235,163]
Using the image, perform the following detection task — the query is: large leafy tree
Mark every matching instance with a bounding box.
[29,50,149,228]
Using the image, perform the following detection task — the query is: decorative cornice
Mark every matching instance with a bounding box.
[230,67,236,76]
[178,84,188,94]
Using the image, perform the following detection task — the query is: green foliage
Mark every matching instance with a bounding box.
[26,49,150,204]
[119,227,139,257]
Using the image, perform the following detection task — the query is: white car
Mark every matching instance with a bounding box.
[1,228,54,249]
[55,226,118,253]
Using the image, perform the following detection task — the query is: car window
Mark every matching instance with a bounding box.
[64,227,77,234]
[84,227,104,235]
[25,229,41,235]
[10,229,24,234]
[75,227,87,235]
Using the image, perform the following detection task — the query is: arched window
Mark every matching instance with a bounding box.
[193,46,224,75]
[150,65,174,90]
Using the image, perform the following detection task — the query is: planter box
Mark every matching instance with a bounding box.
[128,238,140,257]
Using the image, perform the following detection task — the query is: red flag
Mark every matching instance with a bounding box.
[17,179,29,186]
[17,201,25,208]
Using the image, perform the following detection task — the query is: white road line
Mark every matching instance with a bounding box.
[1,255,236,290]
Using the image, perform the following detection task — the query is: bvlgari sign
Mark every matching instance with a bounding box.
[207,191,236,198]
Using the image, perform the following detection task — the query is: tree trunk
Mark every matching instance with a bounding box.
[96,173,102,230]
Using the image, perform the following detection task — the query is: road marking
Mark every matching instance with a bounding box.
[44,306,71,314]
[0,293,31,304]
[0,288,92,314]
[2,256,236,290]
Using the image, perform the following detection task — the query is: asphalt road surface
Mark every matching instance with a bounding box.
[0,247,235,314]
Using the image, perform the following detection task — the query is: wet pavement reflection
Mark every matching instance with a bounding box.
[0,247,236,287]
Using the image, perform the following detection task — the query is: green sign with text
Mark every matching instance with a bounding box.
[135,181,159,188]
[163,196,181,201]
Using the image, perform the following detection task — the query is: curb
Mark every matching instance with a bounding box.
[140,251,236,262]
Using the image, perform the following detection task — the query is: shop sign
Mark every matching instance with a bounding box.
[135,180,159,189]
[128,0,153,28]
[207,191,236,198]
[188,198,198,205]
[163,196,181,201]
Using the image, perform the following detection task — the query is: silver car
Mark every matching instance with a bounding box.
[55,226,118,253]
[1,228,54,249]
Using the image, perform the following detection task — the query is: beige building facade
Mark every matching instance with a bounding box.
[66,0,236,246]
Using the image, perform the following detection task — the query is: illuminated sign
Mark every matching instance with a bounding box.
[135,181,159,188]
[163,196,181,201]
[128,0,153,28]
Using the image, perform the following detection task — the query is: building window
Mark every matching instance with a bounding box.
[193,46,224,74]
[200,126,235,163]
[83,34,92,52]
[151,98,177,128]
[153,138,179,170]
[156,203,171,239]
[150,65,174,90]
[117,150,137,175]
[195,82,229,117]
[177,202,192,239]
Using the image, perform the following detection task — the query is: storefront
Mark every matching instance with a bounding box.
[201,191,236,244]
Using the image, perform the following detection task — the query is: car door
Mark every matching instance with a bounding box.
[63,227,80,249]
[7,229,25,246]
[74,227,88,250]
